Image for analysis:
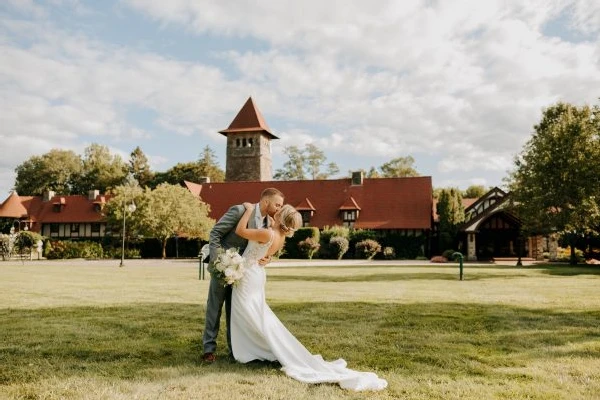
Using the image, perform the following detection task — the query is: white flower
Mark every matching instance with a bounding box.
[212,247,245,286]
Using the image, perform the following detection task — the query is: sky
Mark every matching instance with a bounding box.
[1,0,599,198]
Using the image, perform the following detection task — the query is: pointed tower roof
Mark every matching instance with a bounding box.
[219,97,279,139]
[0,191,29,218]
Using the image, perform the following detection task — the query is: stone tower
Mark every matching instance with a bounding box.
[219,97,278,182]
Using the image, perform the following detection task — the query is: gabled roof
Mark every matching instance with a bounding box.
[0,192,110,233]
[218,97,279,139]
[339,196,361,210]
[184,180,203,198]
[0,191,28,218]
[461,187,517,232]
[295,197,316,211]
[191,177,433,230]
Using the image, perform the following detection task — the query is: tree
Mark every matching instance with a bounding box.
[129,146,154,188]
[197,145,225,182]
[379,156,420,178]
[367,167,380,178]
[135,183,214,259]
[102,176,145,246]
[274,145,305,180]
[508,101,600,264]
[152,162,203,186]
[274,144,339,180]
[436,188,465,252]
[151,146,224,187]
[74,144,128,193]
[14,149,82,195]
[463,185,487,198]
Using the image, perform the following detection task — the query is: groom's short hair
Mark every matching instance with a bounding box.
[261,187,284,200]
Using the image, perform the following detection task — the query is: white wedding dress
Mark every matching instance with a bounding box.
[231,230,388,391]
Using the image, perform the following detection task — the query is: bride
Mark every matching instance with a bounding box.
[230,202,388,391]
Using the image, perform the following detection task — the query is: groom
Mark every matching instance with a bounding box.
[202,187,284,363]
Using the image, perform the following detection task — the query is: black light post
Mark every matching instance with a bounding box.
[119,201,136,268]
[516,233,523,266]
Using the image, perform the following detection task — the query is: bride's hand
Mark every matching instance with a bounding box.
[242,202,253,211]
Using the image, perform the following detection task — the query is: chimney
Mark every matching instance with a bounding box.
[43,190,55,202]
[88,189,100,200]
[351,171,364,186]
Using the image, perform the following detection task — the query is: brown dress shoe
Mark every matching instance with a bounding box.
[202,353,216,363]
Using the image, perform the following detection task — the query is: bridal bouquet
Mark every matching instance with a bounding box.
[213,247,245,286]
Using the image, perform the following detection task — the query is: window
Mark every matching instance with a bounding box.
[91,223,101,233]
[94,204,101,212]
[248,138,253,147]
[342,210,356,222]
[300,211,311,227]
[70,223,80,236]
[53,204,61,213]
[342,210,357,228]
[50,223,59,236]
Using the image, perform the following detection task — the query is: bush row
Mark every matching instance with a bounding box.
[282,226,427,260]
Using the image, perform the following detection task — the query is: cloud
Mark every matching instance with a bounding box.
[0,0,599,196]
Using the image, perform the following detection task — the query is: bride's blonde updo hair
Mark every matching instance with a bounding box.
[278,204,302,238]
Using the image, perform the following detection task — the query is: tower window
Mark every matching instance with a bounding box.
[248,138,253,147]
[236,138,241,147]
[242,138,247,147]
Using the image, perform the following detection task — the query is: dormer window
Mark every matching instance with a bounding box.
[339,196,361,228]
[53,197,66,212]
[295,198,316,228]
[300,211,312,227]
[343,210,357,222]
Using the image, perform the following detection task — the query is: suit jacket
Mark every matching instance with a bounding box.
[207,204,260,272]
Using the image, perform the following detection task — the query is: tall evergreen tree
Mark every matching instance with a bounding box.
[437,188,465,252]
[129,146,154,188]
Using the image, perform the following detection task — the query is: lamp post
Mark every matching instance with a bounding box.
[119,201,137,268]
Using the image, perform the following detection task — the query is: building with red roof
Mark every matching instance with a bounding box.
[0,190,109,238]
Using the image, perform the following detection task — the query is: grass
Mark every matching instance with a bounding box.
[1,261,599,399]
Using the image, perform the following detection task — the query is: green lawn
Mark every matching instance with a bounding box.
[1,261,599,399]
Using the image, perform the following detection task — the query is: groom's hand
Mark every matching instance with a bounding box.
[258,255,271,266]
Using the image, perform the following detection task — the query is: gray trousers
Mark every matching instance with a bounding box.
[203,275,232,354]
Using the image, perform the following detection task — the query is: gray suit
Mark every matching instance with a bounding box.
[202,204,261,355]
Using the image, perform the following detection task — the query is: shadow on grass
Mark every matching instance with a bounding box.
[268,272,529,282]
[532,264,600,276]
[1,302,599,385]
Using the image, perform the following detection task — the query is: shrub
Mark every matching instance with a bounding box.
[298,237,320,260]
[0,234,15,260]
[284,227,319,259]
[556,247,584,263]
[442,249,457,260]
[383,246,396,260]
[319,226,350,259]
[430,256,448,263]
[348,229,378,258]
[46,240,104,259]
[329,236,349,260]
[355,239,381,260]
